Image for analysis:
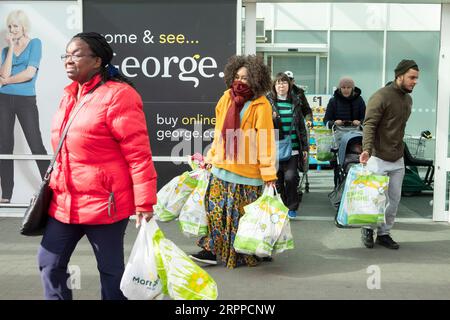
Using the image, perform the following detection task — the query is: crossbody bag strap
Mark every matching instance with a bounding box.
[43,83,102,181]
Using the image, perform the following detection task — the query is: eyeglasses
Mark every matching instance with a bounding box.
[60,54,95,62]
[276,81,289,86]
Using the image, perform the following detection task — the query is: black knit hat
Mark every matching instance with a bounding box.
[394,59,419,78]
[72,32,113,67]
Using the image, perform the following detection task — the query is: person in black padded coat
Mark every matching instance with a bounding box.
[323,76,366,129]
[323,77,366,187]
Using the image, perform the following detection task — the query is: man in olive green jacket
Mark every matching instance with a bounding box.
[359,59,419,250]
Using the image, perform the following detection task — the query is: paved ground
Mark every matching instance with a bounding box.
[1,170,449,300]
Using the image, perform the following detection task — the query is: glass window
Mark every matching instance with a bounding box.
[274,30,328,44]
[256,19,265,36]
[386,31,440,139]
[265,30,272,43]
[332,3,386,30]
[329,31,384,101]
[272,55,317,93]
[388,4,440,31]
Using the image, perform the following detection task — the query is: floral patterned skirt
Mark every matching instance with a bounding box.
[197,174,263,269]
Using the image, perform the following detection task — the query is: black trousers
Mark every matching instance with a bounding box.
[0,93,49,200]
[276,154,300,211]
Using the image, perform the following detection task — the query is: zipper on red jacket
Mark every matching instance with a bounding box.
[108,192,117,220]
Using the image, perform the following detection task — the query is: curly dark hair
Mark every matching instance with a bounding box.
[223,55,272,97]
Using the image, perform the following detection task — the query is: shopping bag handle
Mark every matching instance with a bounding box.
[263,184,279,197]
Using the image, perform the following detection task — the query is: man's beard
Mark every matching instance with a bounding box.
[400,81,413,93]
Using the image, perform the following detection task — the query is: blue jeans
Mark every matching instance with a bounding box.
[37,216,129,300]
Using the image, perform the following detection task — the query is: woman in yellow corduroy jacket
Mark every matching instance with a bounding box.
[189,55,277,269]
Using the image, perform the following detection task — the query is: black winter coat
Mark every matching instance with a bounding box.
[266,92,308,171]
[291,85,313,122]
[323,87,366,129]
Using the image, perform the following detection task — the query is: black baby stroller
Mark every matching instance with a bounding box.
[330,122,363,187]
[328,130,363,210]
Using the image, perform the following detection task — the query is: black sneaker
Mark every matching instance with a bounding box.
[189,250,217,265]
[361,228,374,248]
[376,235,400,250]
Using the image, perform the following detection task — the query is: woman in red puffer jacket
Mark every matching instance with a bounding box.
[37,32,157,300]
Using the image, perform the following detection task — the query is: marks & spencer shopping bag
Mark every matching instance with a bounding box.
[120,219,163,300]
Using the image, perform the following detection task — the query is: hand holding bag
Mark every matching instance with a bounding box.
[20,93,94,236]
[120,219,163,300]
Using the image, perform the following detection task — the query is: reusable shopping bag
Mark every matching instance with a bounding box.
[151,220,218,300]
[315,128,334,161]
[336,164,389,227]
[154,171,199,222]
[272,218,295,254]
[234,185,291,257]
[120,219,163,300]
[178,169,210,237]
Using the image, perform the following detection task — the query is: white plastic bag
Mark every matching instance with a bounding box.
[234,185,289,257]
[154,171,199,222]
[151,220,218,300]
[120,219,163,300]
[272,218,295,254]
[178,169,210,237]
